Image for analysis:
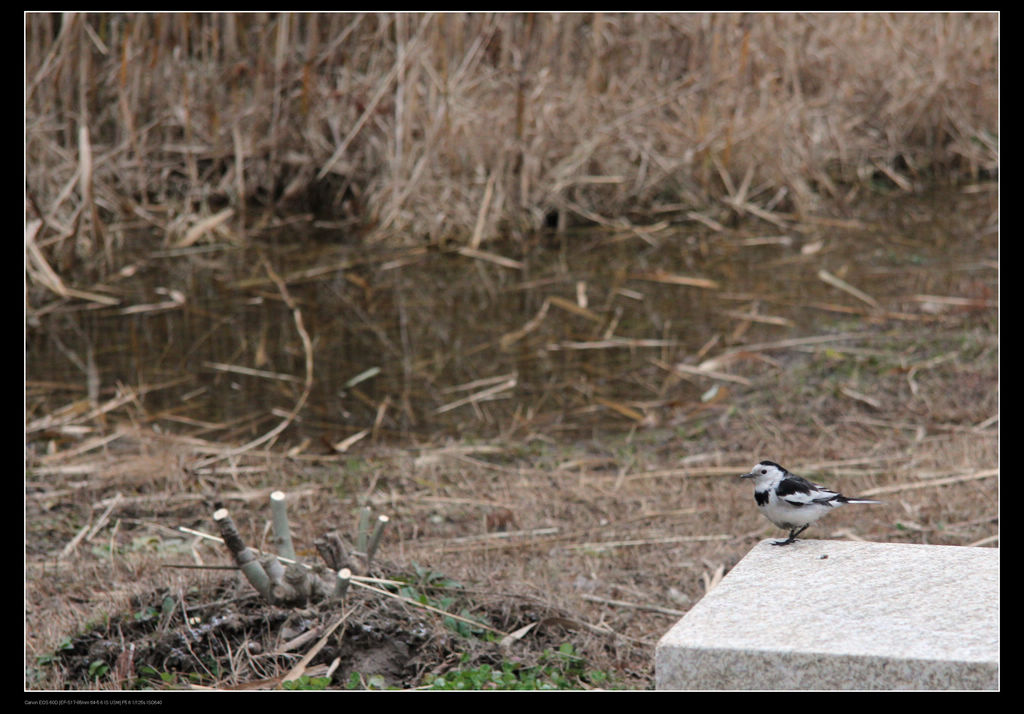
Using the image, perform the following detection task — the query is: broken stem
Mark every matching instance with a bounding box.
[213,508,271,600]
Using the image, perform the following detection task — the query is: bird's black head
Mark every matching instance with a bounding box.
[741,460,786,480]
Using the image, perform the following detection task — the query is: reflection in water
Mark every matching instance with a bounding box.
[26,190,997,449]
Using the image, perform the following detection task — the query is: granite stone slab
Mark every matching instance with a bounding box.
[655,539,998,690]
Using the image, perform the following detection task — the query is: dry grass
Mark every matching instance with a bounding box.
[26,12,997,262]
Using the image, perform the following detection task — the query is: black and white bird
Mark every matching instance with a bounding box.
[740,460,880,546]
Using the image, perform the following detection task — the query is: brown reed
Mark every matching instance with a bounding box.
[26,13,997,266]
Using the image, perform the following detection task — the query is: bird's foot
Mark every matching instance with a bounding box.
[770,525,807,546]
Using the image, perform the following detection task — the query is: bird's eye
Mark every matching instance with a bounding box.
[760,469,766,474]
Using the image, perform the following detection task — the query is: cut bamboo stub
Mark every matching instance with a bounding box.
[334,568,352,600]
[270,490,296,562]
[356,506,372,553]
[365,515,389,571]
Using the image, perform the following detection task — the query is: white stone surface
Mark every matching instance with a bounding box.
[655,539,998,690]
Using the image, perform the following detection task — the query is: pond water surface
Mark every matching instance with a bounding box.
[26,188,997,451]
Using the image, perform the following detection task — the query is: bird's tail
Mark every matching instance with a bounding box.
[844,497,881,504]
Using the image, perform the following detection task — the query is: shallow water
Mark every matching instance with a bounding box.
[26,188,997,448]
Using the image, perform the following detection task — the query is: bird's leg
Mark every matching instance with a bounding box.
[771,524,809,546]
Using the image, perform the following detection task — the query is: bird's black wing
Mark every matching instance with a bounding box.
[776,474,838,506]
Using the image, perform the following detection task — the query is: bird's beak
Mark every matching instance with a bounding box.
[739,472,755,479]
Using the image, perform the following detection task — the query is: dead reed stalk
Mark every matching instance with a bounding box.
[25,12,997,279]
